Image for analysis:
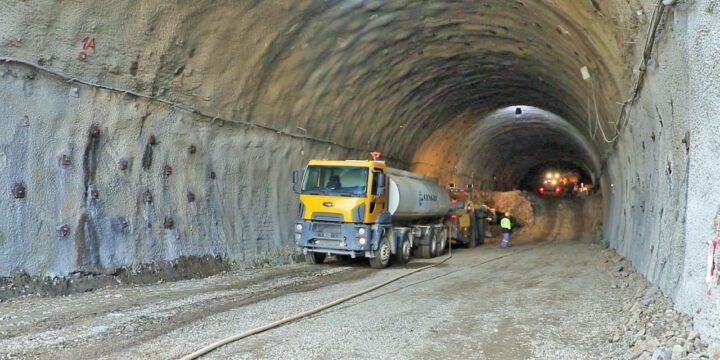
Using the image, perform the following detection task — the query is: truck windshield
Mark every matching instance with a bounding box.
[301,166,369,197]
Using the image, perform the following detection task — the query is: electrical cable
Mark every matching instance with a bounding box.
[179,225,467,360]
[0,56,406,165]
[592,79,622,144]
[587,0,666,146]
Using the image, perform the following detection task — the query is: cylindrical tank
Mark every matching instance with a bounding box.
[387,168,451,221]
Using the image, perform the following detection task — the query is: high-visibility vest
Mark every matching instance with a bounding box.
[500,217,512,229]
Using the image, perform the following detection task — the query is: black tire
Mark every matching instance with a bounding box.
[437,227,447,255]
[393,232,412,265]
[305,252,326,265]
[429,229,438,258]
[369,234,391,269]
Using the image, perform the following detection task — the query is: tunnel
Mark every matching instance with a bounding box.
[0,0,718,347]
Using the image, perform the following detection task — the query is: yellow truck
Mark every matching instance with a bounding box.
[292,159,454,268]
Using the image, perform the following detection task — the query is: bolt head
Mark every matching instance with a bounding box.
[57,224,70,237]
[148,135,157,145]
[12,183,26,199]
[163,216,174,229]
[89,125,101,138]
[60,154,71,166]
[164,165,173,177]
[188,144,196,154]
[143,190,153,203]
[187,192,196,203]
[90,189,99,199]
[119,159,128,171]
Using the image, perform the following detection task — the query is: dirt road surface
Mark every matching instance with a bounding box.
[0,241,710,359]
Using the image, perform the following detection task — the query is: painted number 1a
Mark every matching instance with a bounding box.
[78,36,96,61]
[81,36,96,53]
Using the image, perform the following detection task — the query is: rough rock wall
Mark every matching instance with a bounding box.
[0,0,392,278]
[0,63,368,277]
[603,0,720,344]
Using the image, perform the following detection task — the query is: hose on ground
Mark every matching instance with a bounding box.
[179,238,455,360]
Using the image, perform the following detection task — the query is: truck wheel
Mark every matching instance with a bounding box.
[437,227,447,255]
[429,229,438,258]
[305,252,326,265]
[369,235,391,269]
[393,233,411,265]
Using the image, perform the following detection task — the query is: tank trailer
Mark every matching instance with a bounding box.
[292,158,459,268]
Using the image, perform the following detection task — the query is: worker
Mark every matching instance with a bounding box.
[500,212,512,248]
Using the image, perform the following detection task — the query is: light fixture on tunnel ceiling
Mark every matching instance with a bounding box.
[515,107,522,118]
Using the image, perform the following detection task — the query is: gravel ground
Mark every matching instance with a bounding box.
[0,241,715,359]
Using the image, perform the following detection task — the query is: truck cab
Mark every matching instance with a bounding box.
[294,160,390,266]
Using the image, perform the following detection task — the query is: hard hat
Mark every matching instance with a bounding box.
[505,212,510,217]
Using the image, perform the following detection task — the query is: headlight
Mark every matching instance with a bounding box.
[358,237,367,245]
[357,227,366,235]
[296,224,303,231]
[295,233,302,240]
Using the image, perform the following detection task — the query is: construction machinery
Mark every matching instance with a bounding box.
[292,157,456,268]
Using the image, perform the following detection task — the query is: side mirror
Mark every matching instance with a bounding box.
[376,173,386,196]
[292,170,301,194]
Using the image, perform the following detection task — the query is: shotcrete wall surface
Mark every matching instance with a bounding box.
[603,0,720,344]
[0,68,342,276]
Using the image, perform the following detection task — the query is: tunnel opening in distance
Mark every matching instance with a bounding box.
[411,106,603,245]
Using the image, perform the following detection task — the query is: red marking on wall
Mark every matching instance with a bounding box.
[81,36,96,53]
[78,36,96,61]
[707,237,719,296]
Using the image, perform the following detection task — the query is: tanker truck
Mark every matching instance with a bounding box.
[292,158,453,268]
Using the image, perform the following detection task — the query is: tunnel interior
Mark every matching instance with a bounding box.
[231,0,627,197]
[0,0,634,277]
[411,106,601,192]
[2,0,719,346]
[265,0,625,185]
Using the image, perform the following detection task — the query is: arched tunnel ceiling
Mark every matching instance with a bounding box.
[238,0,631,162]
[3,0,640,187]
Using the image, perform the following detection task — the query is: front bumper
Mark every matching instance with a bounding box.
[295,221,373,258]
